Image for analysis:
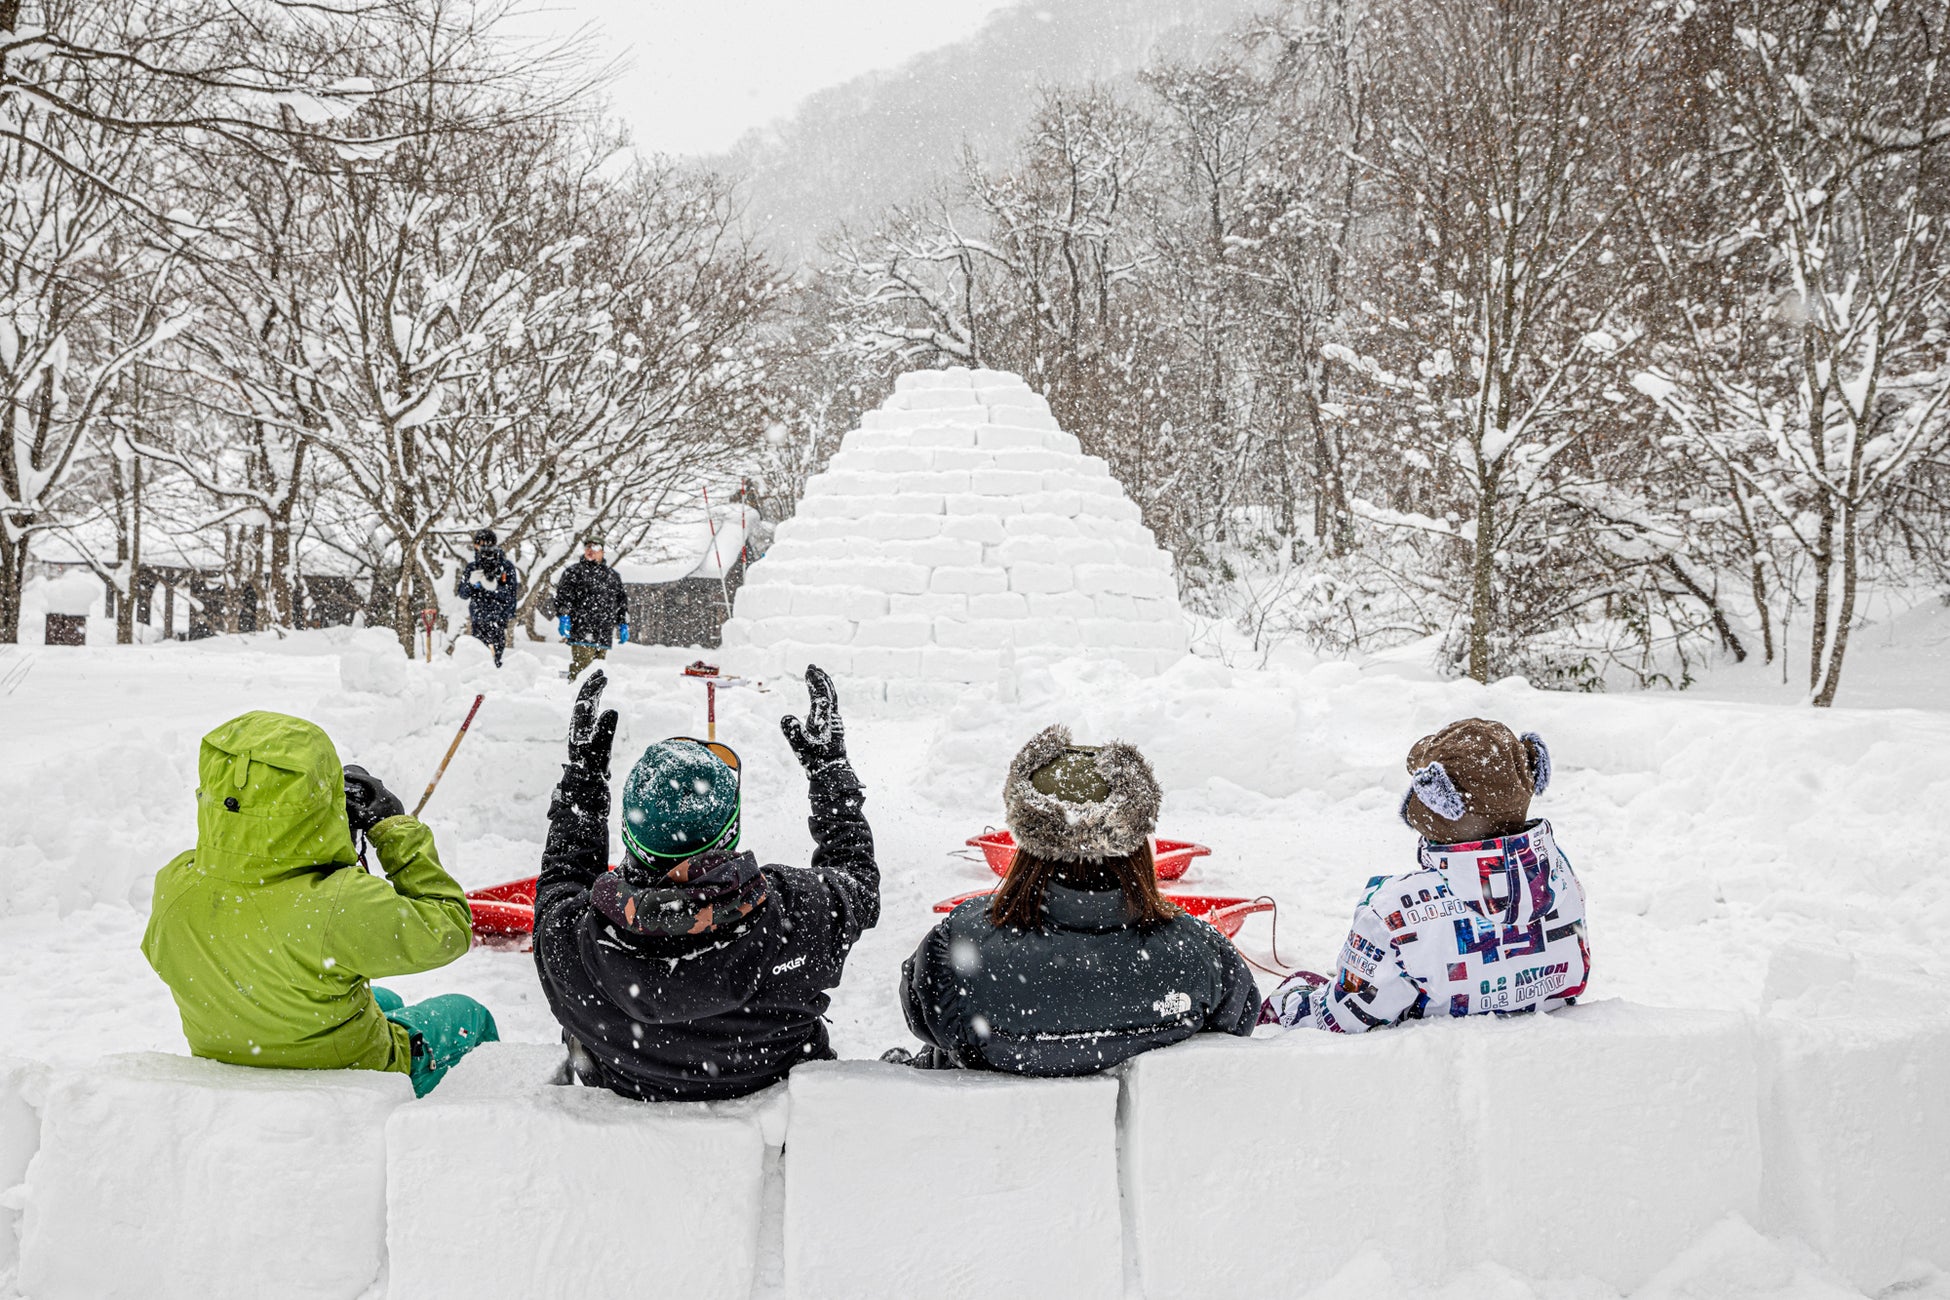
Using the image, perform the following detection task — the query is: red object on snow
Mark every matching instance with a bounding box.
[965,829,1210,881]
[929,889,1273,940]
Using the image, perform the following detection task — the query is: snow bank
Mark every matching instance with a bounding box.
[0,1057,44,1280]
[722,368,1188,701]
[1760,1016,1950,1292]
[1122,1003,1759,1296]
[782,1061,1123,1300]
[17,1053,410,1300]
[385,1042,774,1300]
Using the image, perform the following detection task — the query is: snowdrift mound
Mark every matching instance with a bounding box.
[722,368,1187,702]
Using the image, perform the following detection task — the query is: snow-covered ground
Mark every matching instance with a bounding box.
[1,604,1947,1297]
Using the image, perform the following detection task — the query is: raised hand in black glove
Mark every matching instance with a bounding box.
[342,764,406,834]
[567,668,619,776]
[780,664,848,773]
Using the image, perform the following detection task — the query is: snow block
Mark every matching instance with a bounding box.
[1124,1004,1760,1297]
[19,1053,410,1300]
[384,1043,771,1300]
[1453,1002,1761,1290]
[1124,1029,1470,1297]
[1760,1016,1950,1291]
[783,1062,1121,1300]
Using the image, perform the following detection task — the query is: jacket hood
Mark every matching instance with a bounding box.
[194,712,357,882]
[1417,819,1559,928]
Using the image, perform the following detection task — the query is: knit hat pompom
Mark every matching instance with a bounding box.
[1399,717,1550,843]
[1002,724,1161,862]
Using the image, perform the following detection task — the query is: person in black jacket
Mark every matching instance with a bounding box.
[891,724,1257,1076]
[532,664,878,1101]
[454,528,519,666]
[553,532,628,680]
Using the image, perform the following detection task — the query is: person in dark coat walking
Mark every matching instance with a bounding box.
[553,532,628,680]
[532,664,879,1102]
[454,529,519,666]
[890,724,1258,1077]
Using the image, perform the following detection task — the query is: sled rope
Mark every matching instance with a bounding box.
[1237,895,1299,978]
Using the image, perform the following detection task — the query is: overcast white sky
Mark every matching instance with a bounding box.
[511,0,1017,157]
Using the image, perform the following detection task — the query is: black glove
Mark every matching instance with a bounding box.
[343,765,406,834]
[567,668,619,776]
[780,664,848,772]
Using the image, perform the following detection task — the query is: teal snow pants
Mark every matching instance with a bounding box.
[373,986,499,1096]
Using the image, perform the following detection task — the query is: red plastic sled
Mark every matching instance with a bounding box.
[965,830,1211,881]
[930,889,1273,940]
[466,875,542,944]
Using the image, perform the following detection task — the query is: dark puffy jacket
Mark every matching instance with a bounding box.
[553,559,627,646]
[901,886,1259,1076]
[532,760,878,1102]
[456,547,519,626]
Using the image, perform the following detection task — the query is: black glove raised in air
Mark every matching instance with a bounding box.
[567,669,620,777]
[342,764,406,834]
[780,664,849,774]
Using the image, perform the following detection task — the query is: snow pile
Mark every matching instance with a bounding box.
[721,369,1186,700]
[17,1053,409,1300]
[782,1062,1122,1300]
[386,1043,774,1300]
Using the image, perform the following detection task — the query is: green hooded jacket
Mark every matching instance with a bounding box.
[141,711,472,1075]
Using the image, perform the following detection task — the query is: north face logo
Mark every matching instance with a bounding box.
[772,955,808,976]
[1152,991,1192,1017]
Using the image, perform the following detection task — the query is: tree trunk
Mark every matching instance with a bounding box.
[1812,497,1859,708]
[115,456,141,644]
[1468,472,1498,683]
[1663,557,1745,662]
[0,529,21,644]
[1805,388,1832,694]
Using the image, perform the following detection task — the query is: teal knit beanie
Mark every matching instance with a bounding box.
[620,739,741,867]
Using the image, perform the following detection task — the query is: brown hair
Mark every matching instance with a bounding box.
[988,842,1181,932]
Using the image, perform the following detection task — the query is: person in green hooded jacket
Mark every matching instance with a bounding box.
[142,711,497,1096]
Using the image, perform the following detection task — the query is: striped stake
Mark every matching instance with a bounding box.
[412,693,485,817]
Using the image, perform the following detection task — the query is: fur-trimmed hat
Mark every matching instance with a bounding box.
[1002,724,1161,862]
[1400,717,1551,844]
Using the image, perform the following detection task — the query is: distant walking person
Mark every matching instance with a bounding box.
[455,529,519,667]
[554,531,628,680]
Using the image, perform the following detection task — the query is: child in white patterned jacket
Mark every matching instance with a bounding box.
[1262,718,1589,1033]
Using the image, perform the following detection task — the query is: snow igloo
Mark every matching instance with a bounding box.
[721,368,1187,702]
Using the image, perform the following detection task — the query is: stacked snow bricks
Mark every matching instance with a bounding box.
[721,369,1186,699]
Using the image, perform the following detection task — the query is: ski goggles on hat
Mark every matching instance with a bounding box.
[668,737,740,773]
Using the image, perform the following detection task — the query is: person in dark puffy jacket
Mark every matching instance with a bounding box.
[455,528,519,666]
[890,725,1257,1076]
[532,665,878,1101]
[552,531,628,680]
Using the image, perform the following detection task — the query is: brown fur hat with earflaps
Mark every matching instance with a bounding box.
[1400,717,1552,844]
[1002,724,1162,862]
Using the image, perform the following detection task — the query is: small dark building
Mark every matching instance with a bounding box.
[617,511,765,650]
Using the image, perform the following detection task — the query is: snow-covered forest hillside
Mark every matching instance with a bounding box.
[4,0,1947,708]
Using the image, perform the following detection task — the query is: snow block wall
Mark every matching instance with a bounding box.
[3,1007,1944,1298]
[722,369,1187,700]
[17,1053,410,1300]
[1122,1003,1761,1297]
[384,1043,772,1300]
[782,1062,1123,1300]
[1760,1017,1950,1292]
